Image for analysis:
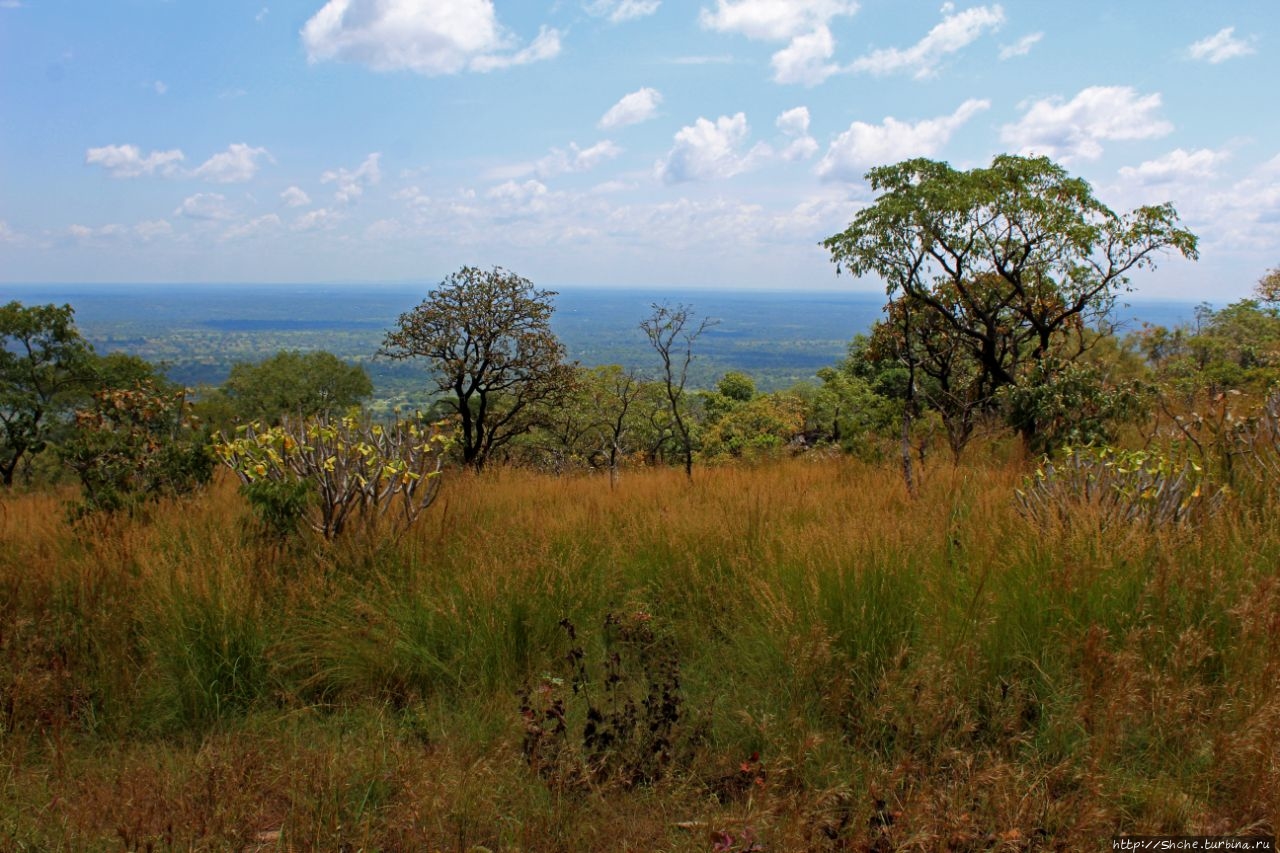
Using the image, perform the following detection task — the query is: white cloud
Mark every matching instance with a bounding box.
[537,140,624,178]
[85,144,185,178]
[153,80,168,95]
[68,223,130,242]
[1119,148,1229,184]
[486,179,551,216]
[0,2,23,9]
[998,31,1041,60]
[1000,85,1173,162]
[191,143,271,183]
[222,214,283,241]
[0,220,26,245]
[280,186,312,207]
[851,3,1005,79]
[817,98,990,180]
[776,106,818,160]
[301,0,561,75]
[321,153,381,203]
[134,219,173,240]
[293,208,342,231]
[599,87,663,129]
[771,25,839,86]
[1184,154,1280,252]
[174,193,235,221]
[656,112,771,184]
[256,7,269,22]
[699,0,858,85]
[469,26,561,72]
[699,0,858,40]
[585,0,660,23]
[1188,26,1256,64]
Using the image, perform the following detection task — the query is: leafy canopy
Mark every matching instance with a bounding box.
[381,266,573,470]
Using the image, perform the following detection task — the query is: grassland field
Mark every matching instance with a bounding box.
[2,449,1277,850]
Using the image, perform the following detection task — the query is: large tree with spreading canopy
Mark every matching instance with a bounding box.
[822,154,1198,449]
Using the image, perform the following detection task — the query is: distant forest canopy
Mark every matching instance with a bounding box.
[4,283,1200,406]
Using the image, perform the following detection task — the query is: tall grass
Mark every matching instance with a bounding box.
[2,457,1278,848]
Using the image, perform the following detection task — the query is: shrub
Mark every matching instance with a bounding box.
[1015,445,1222,530]
[215,413,451,539]
[60,382,213,519]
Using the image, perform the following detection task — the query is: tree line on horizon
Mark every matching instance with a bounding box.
[4,153,1280,526]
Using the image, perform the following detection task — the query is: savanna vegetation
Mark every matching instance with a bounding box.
[3,155,1280,850]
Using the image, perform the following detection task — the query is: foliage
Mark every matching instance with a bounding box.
[381,266,574,472]
[641,303,715,479]
[1015,444,1222,530]
[701,390,807,459]
[60,381,213,518]
[999,357,1149,455]
[823,154,1198,447]
[0,301,95,486]
[215,413,451,539]
[218,349,374,425]
[519,364,661,480]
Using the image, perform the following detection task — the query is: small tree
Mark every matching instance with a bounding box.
[1,302,95,486]
[220,350,373,425]
[381,266,574,471]
[640,303,715,480]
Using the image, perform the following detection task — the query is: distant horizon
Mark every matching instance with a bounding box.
[2,280,1216,304]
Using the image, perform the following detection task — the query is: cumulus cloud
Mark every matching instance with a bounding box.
[190,143,271,183]
[1118,148,1229,184]
[486,179,552,217]
[293,208,342,231]
[134,219,173,240]
[776,106,818,160]
[65,220,173,243]
[174,193,235,221]
[537,141,623,178]
[301,0,561,75]
[699,0,859,85]
[321,153,381,203]
[699,0,858,40]
[86,144,185,178]
[599,87,663,129]
[280,186,312,207]
[817,98,990,181]
[656,112,771,184]
[1000,85,1173,162]
[771,25,839,86]
[1188,26,1257,64]
[585,0,660,23]
[0,220,27,245]
[222,214,283,241]
[998,31,1041,60]
[851,3,1005,79]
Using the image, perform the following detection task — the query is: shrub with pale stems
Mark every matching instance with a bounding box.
[216,413,452,539]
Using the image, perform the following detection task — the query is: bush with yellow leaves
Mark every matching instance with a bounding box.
[216,413,452,539]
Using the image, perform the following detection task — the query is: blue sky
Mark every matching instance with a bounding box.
[1,1,1276,300]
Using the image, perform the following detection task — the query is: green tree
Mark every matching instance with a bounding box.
[220,349,373,424]
[0,302,95,486]
[381,266,574,471]
[822,154,1198,450]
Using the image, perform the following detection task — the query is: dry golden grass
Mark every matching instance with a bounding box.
[2,456,1278,849]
